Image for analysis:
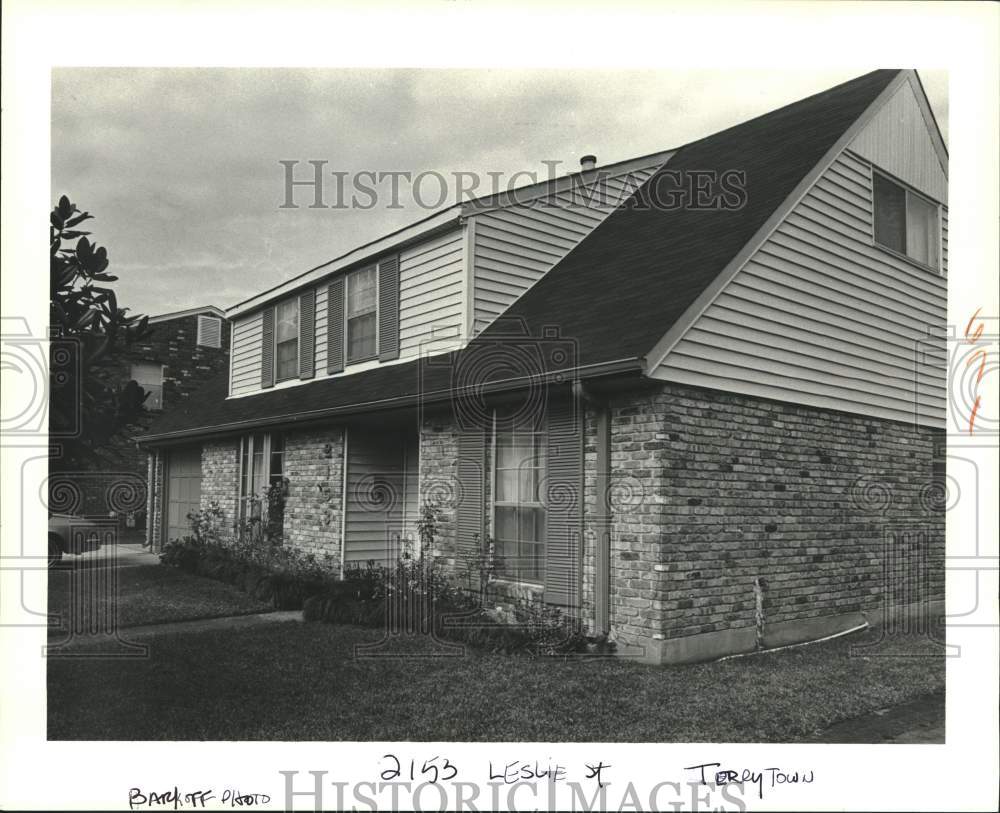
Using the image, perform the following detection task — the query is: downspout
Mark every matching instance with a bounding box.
[594,403,612,636]
[145,452,155,548]
[577,382,612,635]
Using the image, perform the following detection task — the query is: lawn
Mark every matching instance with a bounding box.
[48,561,271,633]
[48,618,945,742]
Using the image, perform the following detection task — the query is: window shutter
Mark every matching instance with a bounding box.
[261,306,275,389]
[544,395,582,608]
[455,426,486,570]
[326,277,344,374]
[378,254,400,361]
[299,289,315,379]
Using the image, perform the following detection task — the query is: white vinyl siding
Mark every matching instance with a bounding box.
[398,228,465,357]
[229,310,263,396]
[654,149,947,427]
[470,166,658,333]
[848,78,947,204]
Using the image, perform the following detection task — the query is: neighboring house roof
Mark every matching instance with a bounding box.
[137,68,911,444]
[148,305,226,324]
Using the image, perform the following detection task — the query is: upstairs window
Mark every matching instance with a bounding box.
[131,362,164,410]
[196,315,222,348]
[346,265,377,363]
[274,297,299,382]
[873,171,940,271]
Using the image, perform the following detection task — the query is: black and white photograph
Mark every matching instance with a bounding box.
[2,2,998,812]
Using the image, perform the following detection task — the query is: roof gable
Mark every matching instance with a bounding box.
[848,72,948,202]
[474,69,904,369]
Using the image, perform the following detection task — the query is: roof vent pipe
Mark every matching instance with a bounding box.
[580,154,597,172]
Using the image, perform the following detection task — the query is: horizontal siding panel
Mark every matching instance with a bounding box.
[471,164,659,335]
[663,347,943,419]
[759,232,946,315]
[399,227,465,357]
[709,298,946,372]
[490,204,598,237]
[747,243,944,325]
[722,278,946,363]
[674,336,939,408]
[655,366,941,426]
[658,149,946,426]
[689,316,945,393]
[778,210,947,301]
[678,331,943,408]
[230,312,262,396]
[475,226,578,260]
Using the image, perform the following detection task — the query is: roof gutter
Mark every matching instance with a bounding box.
[135,356,645,446]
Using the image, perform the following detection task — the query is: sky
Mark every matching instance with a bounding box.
[51,68,948,318]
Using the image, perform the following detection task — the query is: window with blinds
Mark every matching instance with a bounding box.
[493,424,547,584]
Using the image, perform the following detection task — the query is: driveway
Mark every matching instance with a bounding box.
[48,542,273,638]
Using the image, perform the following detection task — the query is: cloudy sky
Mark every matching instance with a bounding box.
[51,68,948,318]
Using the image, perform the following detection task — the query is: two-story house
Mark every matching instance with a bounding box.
[138,69,947,663]
[75,305,230,533]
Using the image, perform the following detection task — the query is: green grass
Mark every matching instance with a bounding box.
[48,562,271,631]
[48,619,945,742]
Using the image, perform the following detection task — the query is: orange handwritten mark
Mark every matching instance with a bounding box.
[964,307,984,343]
[966,348,988,384]
[962,308,987,434]
[969,396,981,434]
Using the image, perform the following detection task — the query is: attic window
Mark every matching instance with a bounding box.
[196,315,222,348]
[872,171,940,271]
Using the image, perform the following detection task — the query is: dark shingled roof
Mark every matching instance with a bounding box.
[138,69,900,444]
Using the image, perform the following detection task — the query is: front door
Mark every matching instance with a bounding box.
[343,427,418,566]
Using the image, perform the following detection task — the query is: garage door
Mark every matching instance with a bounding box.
[165,446,202,546]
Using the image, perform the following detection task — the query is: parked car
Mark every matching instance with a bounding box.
[47,514,103,567]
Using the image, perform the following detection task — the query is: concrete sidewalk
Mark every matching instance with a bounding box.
[48,609,302,649]
[54,541,160,569]
[806,690,945,743]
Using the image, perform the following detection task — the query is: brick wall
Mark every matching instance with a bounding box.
[201,439,239,536]
[418,408,461,566]
[282,427,345,567]
[148,376,944,659]
[601,381,945,650]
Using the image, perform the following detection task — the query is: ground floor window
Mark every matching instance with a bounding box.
[238,432,285,534]
[493,419,546,583]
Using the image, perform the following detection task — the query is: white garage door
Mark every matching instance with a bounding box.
[165,446,202,546]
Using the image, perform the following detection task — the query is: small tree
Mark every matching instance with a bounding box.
[49,195,150,471]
